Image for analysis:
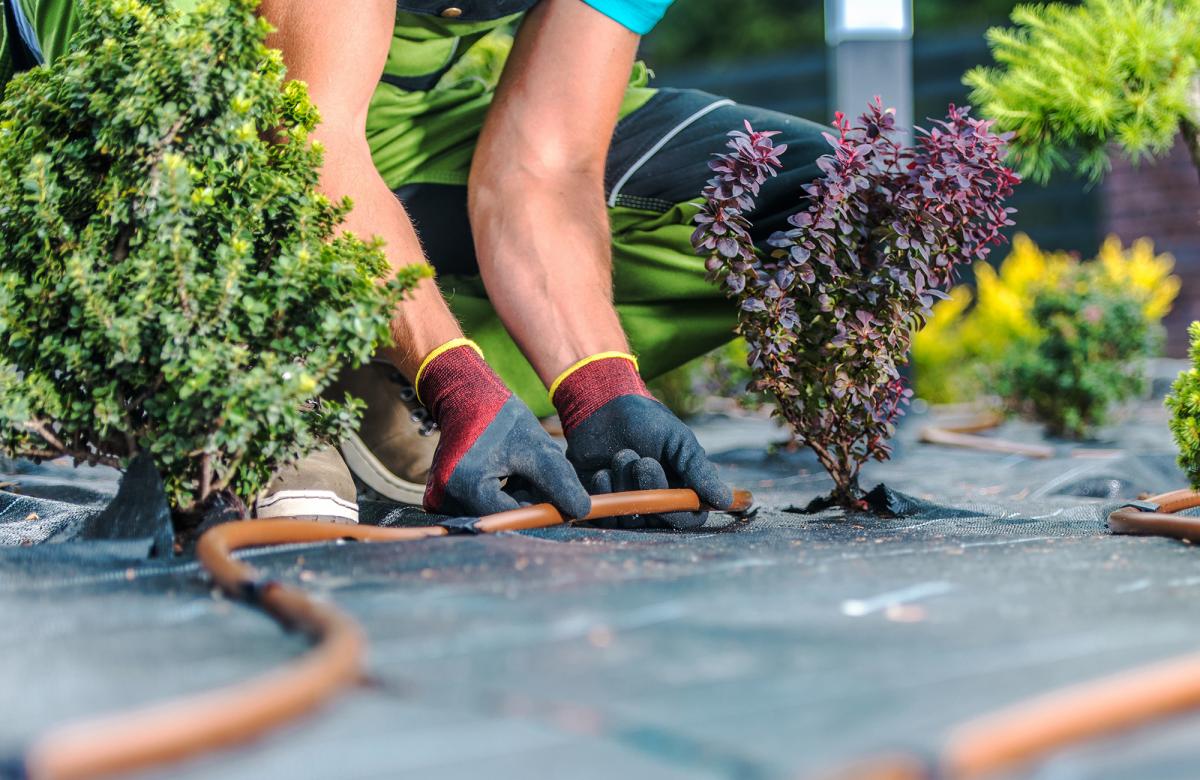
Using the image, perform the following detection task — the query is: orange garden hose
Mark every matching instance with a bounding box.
[18,488,753,780]
[21,486,1200,780]
[829,489,1200,780]
[936,490,1200,778]
[919,412,1055,460]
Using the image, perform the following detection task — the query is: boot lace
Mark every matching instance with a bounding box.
[390,370,438,437]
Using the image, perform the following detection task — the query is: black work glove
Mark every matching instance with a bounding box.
[551,354,733,529]
[417,340,591,518]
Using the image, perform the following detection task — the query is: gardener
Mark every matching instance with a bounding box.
[2,0,827,526]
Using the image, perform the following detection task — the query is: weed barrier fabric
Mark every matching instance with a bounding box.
[2,399,1200,779]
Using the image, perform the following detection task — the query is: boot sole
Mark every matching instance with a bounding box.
[254,490,359,524]
[340,432,427,506]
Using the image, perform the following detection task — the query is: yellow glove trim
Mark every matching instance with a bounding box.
[414,338,484,404]
[548,351,640,405]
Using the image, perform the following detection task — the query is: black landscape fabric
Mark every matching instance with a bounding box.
[2,397,1200,779]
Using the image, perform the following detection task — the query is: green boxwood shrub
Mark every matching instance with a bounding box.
[0,0,425,514]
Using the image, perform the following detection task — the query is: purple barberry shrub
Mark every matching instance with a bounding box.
[693,100,1019,509]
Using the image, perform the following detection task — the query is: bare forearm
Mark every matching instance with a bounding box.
[313,128,462,376]
[261,0,461,380]
[469,169,628,384]
[465,0,638,386]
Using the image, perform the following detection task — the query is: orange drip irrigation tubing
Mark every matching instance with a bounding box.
[19,488,753,780]
[935,490,1200,779]
[826,489,1200,780]
[24,485,1200,780]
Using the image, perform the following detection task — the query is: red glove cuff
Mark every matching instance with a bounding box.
[416,341,511,509]
[551,355,651,435]
[417,342,508,421]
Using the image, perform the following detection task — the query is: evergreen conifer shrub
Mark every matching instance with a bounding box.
[966,0,1200,183]
[0,0,425,514]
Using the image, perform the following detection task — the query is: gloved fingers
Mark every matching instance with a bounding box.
[609,449,641,492]
[587,455,706,530]
[589,469,614,495]
[665,433,734,511]
[459,478,522,516]
[631,456,708,530]
[517,444,592,520]
[602,429,732,512]
[630,455,669,490]
[582,468,642,529]
[504,477,537,507]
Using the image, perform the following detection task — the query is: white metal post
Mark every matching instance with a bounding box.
[825,0,914,138]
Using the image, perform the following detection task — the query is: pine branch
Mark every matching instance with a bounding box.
[970,0,1200,183]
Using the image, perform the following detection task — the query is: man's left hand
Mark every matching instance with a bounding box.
[552,354,733,529]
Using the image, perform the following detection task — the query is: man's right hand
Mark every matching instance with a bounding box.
[416,339,591,518]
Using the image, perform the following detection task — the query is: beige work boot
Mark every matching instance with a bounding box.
[253,446,359,524]
[326,358,437,506]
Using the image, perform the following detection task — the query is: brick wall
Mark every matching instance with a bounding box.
[1102,136,1200,356]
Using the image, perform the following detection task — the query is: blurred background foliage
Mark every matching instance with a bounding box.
[643,0,1100,270]
[912,234,1179,407]
[641,0,1059,67]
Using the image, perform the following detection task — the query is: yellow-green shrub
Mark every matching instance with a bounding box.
[913,233,1179,404]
